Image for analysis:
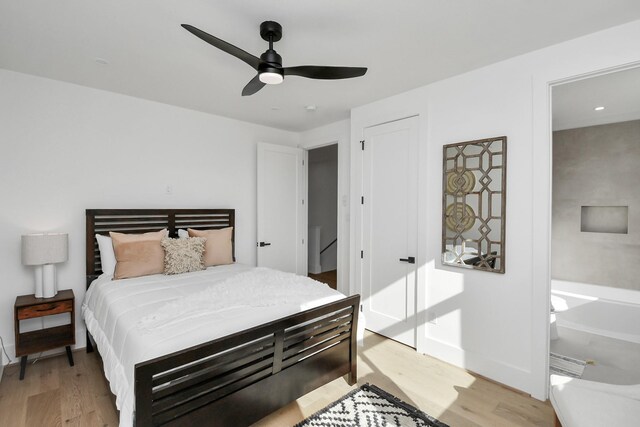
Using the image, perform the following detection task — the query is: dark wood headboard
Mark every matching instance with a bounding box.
[86,209,235,286]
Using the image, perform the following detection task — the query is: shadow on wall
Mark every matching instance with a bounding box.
[358,257,510,423]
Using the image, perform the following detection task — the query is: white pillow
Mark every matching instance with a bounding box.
[177,229,189,238]
[95,234,116,276]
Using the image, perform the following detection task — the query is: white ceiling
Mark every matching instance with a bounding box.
[2,1,640,132]
[553,67,640,131]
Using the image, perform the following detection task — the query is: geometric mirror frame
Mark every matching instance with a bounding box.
[442,136,507,273]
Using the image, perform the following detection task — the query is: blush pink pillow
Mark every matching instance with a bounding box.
[110,229,168,279]
[187,227,234,267]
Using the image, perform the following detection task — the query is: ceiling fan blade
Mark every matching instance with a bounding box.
[242,75,266,96]
[182,24,261,70]
[283,66,367,80]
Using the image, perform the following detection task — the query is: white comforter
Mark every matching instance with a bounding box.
[82,264,353,427]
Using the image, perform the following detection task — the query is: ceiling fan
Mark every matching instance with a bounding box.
[181,21,368,96]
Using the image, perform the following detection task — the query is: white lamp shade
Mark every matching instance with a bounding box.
[21,233,68,265]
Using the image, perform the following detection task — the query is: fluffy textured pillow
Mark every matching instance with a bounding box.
[95,234,116,276]
[187,227,234,266]
[110,229,168,280]
[161,237,206,275]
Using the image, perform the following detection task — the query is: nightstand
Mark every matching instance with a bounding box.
[14,289,75,380]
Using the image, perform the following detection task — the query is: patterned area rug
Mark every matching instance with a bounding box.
[550,352,587,378]
[295,383,449,427]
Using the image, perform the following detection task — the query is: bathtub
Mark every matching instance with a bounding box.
[551,280,640,344]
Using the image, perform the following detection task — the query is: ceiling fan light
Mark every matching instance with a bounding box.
[259,72,284,85]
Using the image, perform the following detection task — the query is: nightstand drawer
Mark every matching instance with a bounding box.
[17,300,73,320]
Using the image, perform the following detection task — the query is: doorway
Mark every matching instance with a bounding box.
[307,144,339,290]
[549,66,640,384]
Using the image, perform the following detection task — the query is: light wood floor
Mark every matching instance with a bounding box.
[0,332,554,426]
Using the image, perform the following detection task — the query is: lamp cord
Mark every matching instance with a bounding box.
[0,335,13,364]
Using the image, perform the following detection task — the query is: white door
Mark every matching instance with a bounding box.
[257,143,306,274]
[361,116,419,348]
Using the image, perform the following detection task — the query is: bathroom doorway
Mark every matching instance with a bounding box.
[549,66,640,384]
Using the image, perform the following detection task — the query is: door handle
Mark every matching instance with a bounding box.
[258,242,271,247]
[399,256,415,264]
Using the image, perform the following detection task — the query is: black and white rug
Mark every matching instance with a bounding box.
[295,383,449,427]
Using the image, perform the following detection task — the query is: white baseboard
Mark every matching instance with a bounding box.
[423,337,535,398]
[309,263,322,274]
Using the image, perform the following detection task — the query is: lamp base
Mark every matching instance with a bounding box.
[42,264,58,298]
[34,266,44,298]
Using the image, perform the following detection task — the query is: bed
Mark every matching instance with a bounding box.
[84,209,360,427]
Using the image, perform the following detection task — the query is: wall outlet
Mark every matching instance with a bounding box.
[427,311,438,325]
[165,185,173,195]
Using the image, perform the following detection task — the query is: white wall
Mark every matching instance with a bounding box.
[351,20,640,400]
[0,69,299,364]
[300,119,350,294]
[552,120,640,291]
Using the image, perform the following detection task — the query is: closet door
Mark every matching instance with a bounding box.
[361,116,419,348]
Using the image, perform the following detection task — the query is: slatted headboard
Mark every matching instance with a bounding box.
[86,209,235,286]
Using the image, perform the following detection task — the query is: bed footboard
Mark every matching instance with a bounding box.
[134,295,360,427]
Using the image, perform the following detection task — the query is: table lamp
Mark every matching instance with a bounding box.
[21,233,68,298]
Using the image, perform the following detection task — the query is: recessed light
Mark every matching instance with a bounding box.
[304,105,317,112]
[95,58,109,65]
[594,106,605,111]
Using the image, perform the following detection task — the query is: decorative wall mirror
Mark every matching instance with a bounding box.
[442,136,507,273]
